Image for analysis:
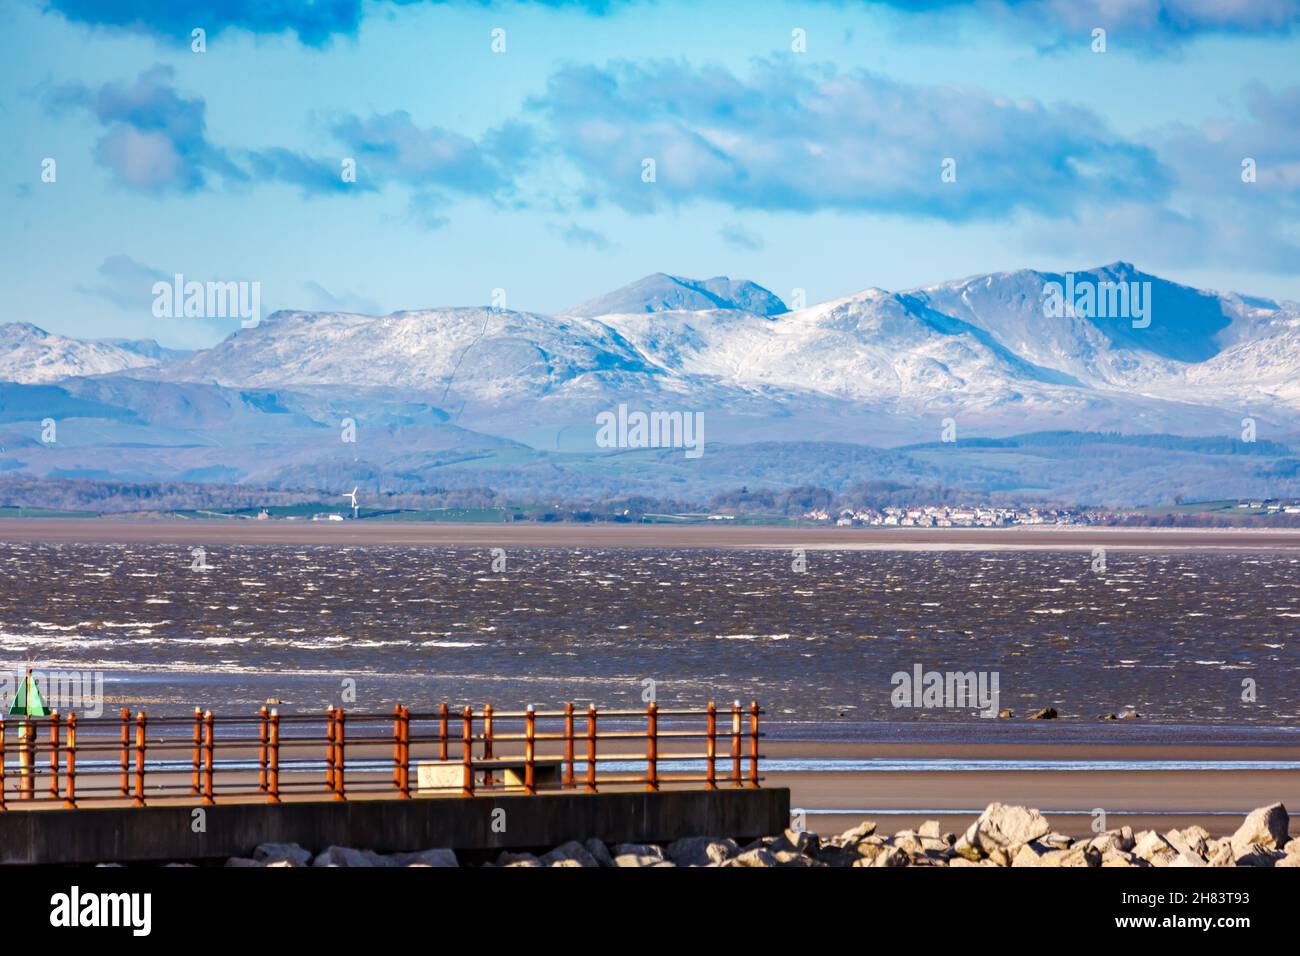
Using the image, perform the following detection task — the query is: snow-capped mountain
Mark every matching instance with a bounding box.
[0,322,166,383]
[6,265,1300,444]
[157,306,671,400]
[2,265,1298,504]
[562,273,787,317]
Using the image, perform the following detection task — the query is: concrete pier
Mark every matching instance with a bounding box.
[0,788,790,865]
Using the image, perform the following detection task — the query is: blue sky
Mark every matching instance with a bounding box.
[3,0,1299,346]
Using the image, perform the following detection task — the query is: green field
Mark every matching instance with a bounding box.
[0,505,98,518]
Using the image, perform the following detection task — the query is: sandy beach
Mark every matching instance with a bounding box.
[763,738,1300,838]
[3,518,1300,550]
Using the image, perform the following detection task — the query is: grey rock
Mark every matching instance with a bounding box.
[955,803,1051,860]
[1233,844,1286,867]
[666,836,738,867]
[1132,831,1178,866]
[770,828,819,858]
[312,846,382,868]
[540,840,599,868]
[254,842,313,867]
[872,846,909,867]
[1163,830,1207,867]
[1100,849,1138,867]
[1230,803,1289,855]
[584,839,615,867]
[725,848,778,868]
[613,843,664,861]
[387,848,458,868]
[833,821,877,846]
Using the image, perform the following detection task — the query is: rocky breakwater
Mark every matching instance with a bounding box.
[206,802,1298,868]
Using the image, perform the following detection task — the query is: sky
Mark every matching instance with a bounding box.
[3,0,1299,347]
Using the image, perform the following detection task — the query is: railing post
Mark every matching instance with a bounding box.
[133,710,146,807]
[749,700,760,788]
[191,707,202,795]
[585,705,597,793]
[524,705,536,795]
[119,707,130,797]
[731,700,742,787]
[258,705,269,793]
[461,706,474,797]
[49,710,60,799]
[706,700,717,790]
[268,709,281,804]
[203,710,215,805]
[400,705,410,798]
[325,706,336,794]
[439,703,448,761]
[0,717,5,811]
[19,722,33,801]
[483,704,495,788]
[563,702,575,788]
[333,708,346,800]
[64,713,77,809]
[646,701,658,792]
[392,704,403,794]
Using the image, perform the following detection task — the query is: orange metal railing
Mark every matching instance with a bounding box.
[0,700,763,810]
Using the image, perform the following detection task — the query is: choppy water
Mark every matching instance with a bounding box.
[0,543,1296,724]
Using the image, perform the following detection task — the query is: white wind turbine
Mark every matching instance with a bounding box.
[341,486,359,519]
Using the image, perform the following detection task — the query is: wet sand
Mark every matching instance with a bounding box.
[3,518,1300,551]
[763,739,1300,839]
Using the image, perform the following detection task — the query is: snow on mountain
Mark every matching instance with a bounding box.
[11,268,1300,446]
[562,273,787,317]
[906,263,1231,388]
[160,307,662,400]
[97,338,194,364]
[0,322,163,384]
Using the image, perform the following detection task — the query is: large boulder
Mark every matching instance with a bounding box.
[386,848,458,867]
[770,828,820,859]
[725,847,778,867]
[666,836,738,867]
[1233,845,1286,867]
[1230,803,1289,855]
[613,843,664,861]
[954,804,1051,860]
[833,821,877,846]
[540,841,599,868]
[613,853,672,867]
[1132,831,1178,866]
[871,846,910,867]
[313,846,383,867]
[1162,830,1207,867]
[254,843,313,867]
[1088,827,1134,854]
[1013,842,1097,867]
[584,839,615,867]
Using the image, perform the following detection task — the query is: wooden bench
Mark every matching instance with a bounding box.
[416,758,566,793]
